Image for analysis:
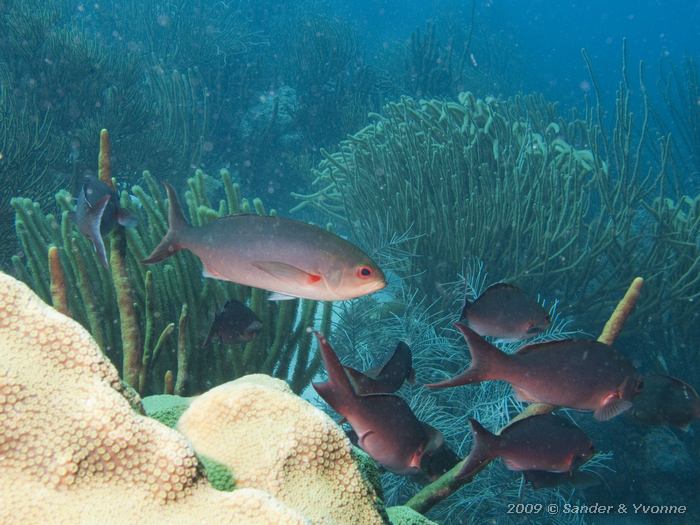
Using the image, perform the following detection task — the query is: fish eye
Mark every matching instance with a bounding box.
[545,314,551,323]
[356,266,373,279]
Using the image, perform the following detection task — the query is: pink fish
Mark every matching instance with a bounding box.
[312,332,443,475]
[458,414,595,481]
[428,323,642,421]
[460,283,550,340]
[144,183,386,301]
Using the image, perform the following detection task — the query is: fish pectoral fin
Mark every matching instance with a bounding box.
[268,292,298,301]
[252,261,322,285]
[202,267,220,279]
[356,429,375,450]
[117,209,138,228]
[502,457,527,471]
[594,397,633,421]
[512,386,537,402]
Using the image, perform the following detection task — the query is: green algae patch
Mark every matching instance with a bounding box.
[142,394,191,428]
[387,506,438,525]
[198,455,236,492]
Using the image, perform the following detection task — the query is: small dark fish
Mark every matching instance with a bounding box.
[203,299,263,347]
[523,469,602,490]
[461,283,550,340]
[458,414,595,481]
[344,341,415,395]
[143,183,385,301]
[312,331,443,475]
[427,323,642,421]
[627,374,700,429]
[69,177,137,268]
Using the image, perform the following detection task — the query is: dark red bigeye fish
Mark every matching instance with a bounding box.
[343,341,415,395]
[69,177,137,268]
[428,323,642,421]
[626,374,700,430]
[458,414,595,481]
[143,183,386,301]
[203,299,263,347]
[312,332,443,475]
[461,283,550,340]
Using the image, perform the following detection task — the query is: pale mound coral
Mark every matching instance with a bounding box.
[0,271,307,524]
[177,374,386,525]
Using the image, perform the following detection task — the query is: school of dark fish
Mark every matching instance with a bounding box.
[69,178,700,488]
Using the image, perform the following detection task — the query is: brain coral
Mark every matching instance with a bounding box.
[177,374,386,525]
[0,271,307,525]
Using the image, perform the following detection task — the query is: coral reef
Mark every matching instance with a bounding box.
[0,269,307,524]
[177,374,386,525]
[12,131,331,396]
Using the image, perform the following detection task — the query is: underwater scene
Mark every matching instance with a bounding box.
[1,0,699,524]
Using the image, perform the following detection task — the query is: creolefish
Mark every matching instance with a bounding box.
[428,323,642,421]
[458,414,595,481]
[312,331,443,475]
[460,283,550,340]
[69,177,137,268]
[143,183,385,301]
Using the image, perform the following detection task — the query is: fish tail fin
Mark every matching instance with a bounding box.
[87,194,111,269]
[426,322,510,389]
[142,183,190,264]
[312,331,358,413]
[456,419,500,480]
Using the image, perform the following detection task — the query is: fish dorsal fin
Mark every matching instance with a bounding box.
[661,374,700,399]
[461,284,515,317]
[482,282,519,294]
[514,339,579,355]
[420,422,445,454]
[344,366,382,395]
[502,457,525,471]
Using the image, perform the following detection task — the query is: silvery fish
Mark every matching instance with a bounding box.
[143,183,386,301]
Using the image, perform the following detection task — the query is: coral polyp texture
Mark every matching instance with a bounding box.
[0,270,307,524]
[177,374,386,525]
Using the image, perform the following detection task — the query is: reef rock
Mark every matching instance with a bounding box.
[177,374,386,525]
[0,271,306,524]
